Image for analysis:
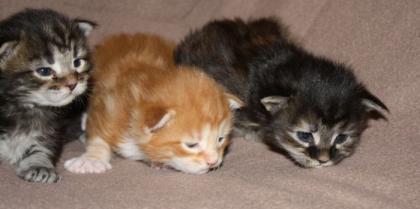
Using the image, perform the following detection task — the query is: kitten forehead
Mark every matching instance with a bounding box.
[294,120,317,132]
[41,22,69,47]
[192,121,228,140]
[49,41,85,57]
[332,121,360,135]
[45,46,72,75]
[19,20,88,61]
[200,124,211,148]
[294,113,360,133]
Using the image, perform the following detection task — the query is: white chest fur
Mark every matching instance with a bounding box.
[116,137,146,161]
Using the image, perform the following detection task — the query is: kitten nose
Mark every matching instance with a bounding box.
[206,159,217,166]
[65,73,78,91]
[204,153,218,166]
[66,83,77,91]
[318,151,330,163]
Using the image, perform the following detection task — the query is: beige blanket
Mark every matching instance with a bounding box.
[0,0,418,208]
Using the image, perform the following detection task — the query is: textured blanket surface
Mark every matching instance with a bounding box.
[0,1,419,209]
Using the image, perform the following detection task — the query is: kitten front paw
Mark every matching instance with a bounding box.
[18,167,60,183]
[64,156,111,174]
[149,162,166,170]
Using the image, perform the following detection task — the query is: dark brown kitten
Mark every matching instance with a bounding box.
[175,17,388,168]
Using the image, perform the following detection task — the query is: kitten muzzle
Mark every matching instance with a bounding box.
[65,83,77,91]
[307,146,331,163]
[64,73,79,91]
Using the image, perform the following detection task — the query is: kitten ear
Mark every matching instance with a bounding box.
[0,41,19,67]
[73,19,97,36]
[224,93,244,110]
[361,91,389,120]
[261,96,289,114]
[145,109,176,133]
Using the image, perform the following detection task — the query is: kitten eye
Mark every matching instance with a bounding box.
[35,67,54,77]
[73,58,85,68]
[296,131,314,143]
[335,134,348,144]
[184,142,199,149]
[218,136,225,144]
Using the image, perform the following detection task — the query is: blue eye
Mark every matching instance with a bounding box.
[35,67,54,76]
[296,131,313,143]
[73,58,84,68]
[335,134,348,144]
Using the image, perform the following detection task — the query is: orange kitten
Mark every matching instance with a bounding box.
[64,33,242,174]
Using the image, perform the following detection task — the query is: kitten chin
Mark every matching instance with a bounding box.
[0,8,94,183]
[174,17,388,168]
[64,33,243,175]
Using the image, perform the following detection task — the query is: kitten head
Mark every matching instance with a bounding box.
[140,69,243,174]
[260,58,388,168]
[0,9,95,107]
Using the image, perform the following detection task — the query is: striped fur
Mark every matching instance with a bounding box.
[0,9,94,183]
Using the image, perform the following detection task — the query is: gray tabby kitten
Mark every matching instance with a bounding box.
[0,9,94,183]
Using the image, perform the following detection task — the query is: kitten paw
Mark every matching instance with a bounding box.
[149,162,166,170]
[18,167,61,183]
[64,156,111,174]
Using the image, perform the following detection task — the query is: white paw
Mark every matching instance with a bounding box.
[64,156,111,174]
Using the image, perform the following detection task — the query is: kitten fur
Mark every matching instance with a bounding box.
[175,17,388,168]
[64,33,242,174]
[0,9,94,183]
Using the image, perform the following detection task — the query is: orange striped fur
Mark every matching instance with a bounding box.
[64,33,242,174]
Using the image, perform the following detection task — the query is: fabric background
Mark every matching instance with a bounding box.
[0,1,419,209]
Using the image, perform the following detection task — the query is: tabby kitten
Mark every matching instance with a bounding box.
[64,33,242,174]
[0,9,94,183]
[175,18,388,168]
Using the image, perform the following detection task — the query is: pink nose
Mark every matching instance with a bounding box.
[66,83,77,91]
[206,158,218,166]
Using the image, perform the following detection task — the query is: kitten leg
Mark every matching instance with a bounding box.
[78,113,88,144]
[64,137,112,174]
[78,133,86,144]
[16,143,60,183]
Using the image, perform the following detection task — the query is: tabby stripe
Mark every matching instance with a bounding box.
[20,145,44,161]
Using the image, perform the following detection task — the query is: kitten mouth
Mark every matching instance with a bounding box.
[195,169,211,175]
[292,156,333,168]
[209,164,223,172]
[176,167,210,175]
[315,161,334,168]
